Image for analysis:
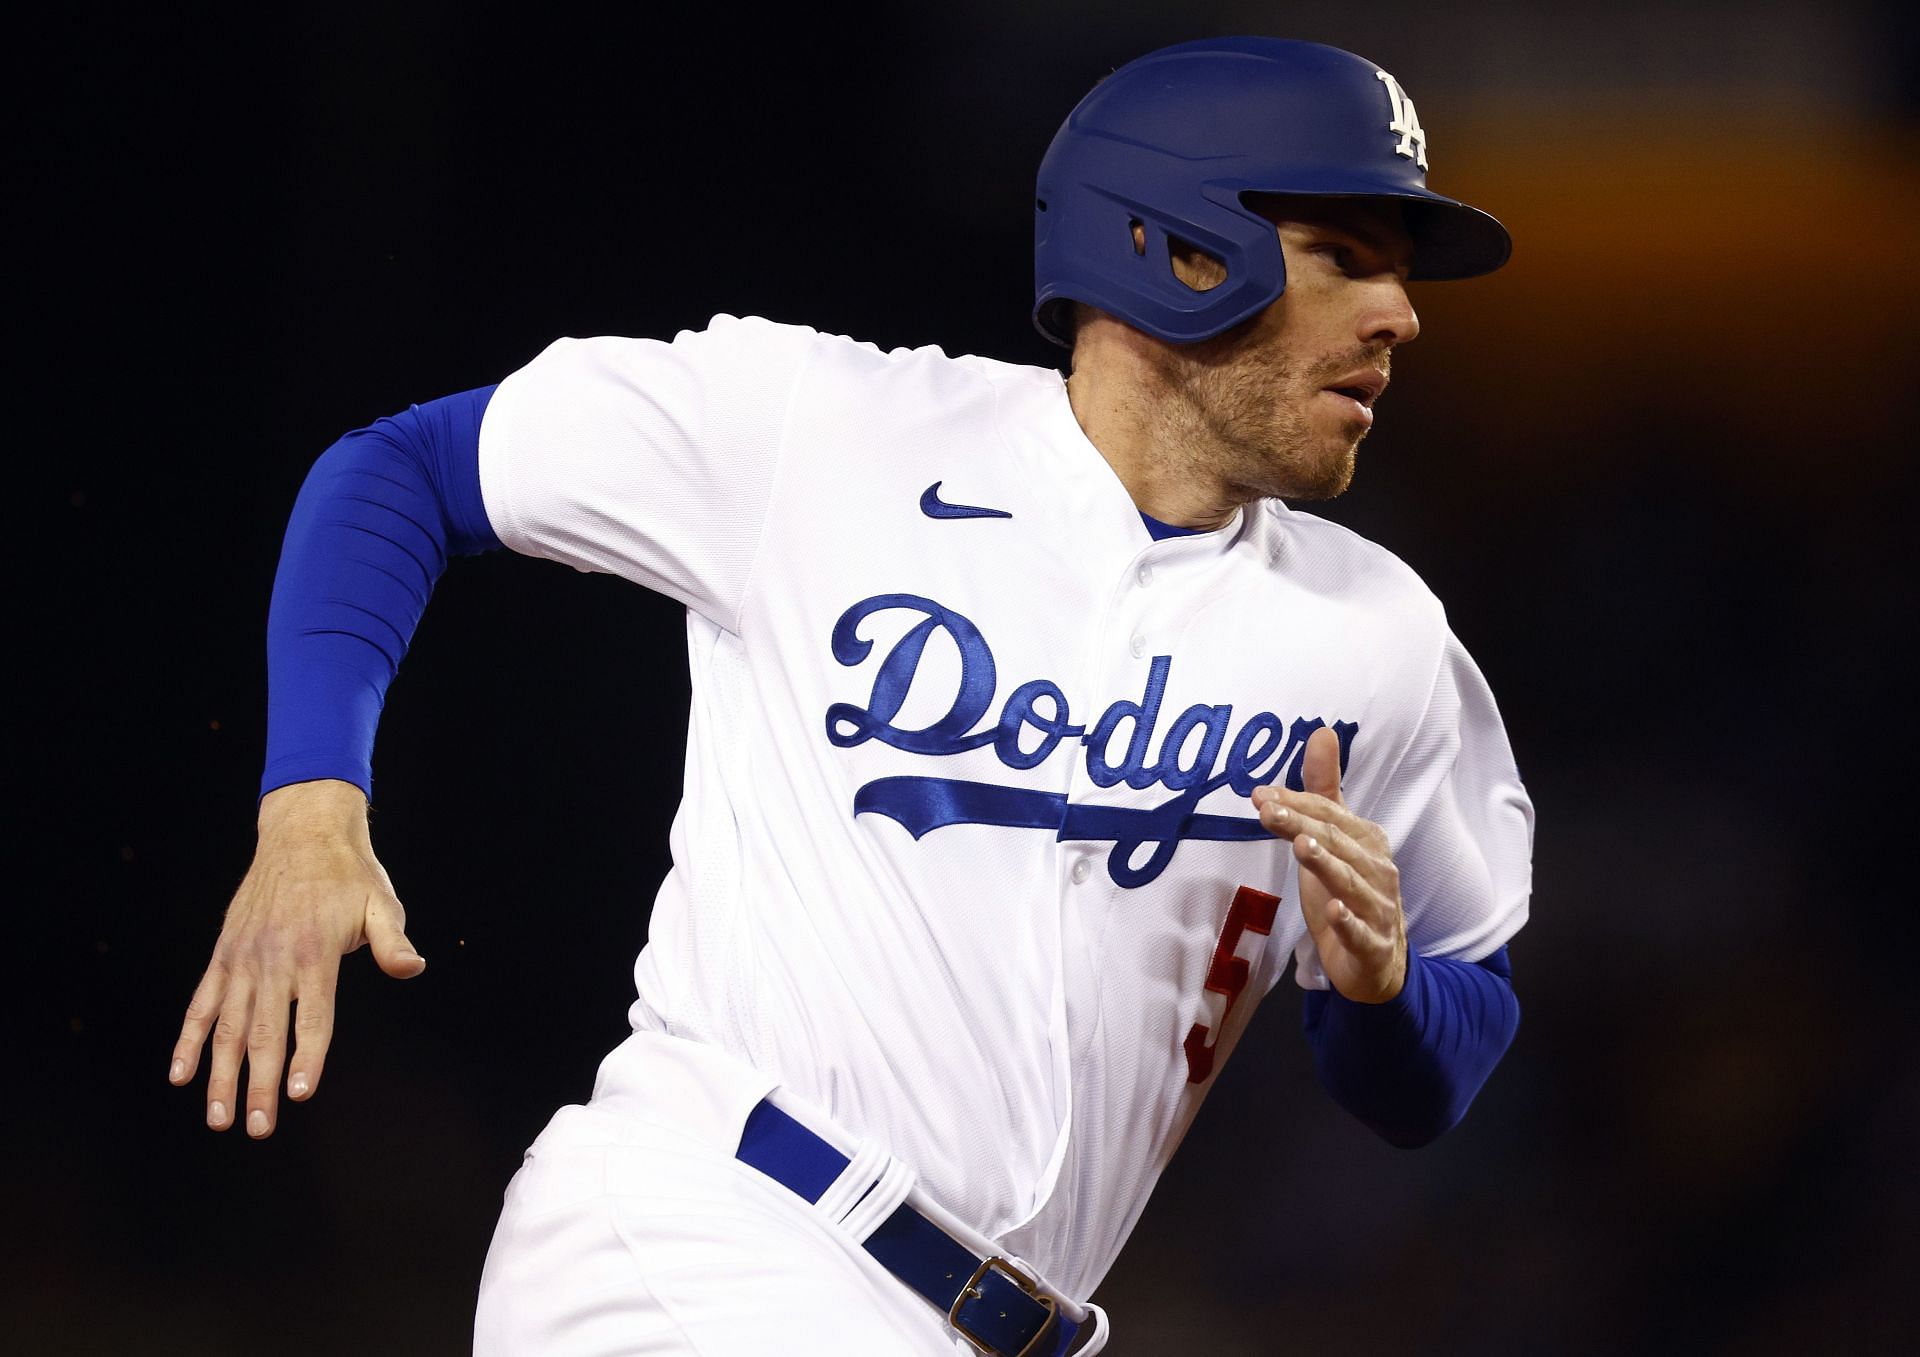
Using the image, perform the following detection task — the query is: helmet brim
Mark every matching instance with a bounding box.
[1400,195,1513,280]
[1229,183,1512,281]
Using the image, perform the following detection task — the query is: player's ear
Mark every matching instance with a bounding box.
[1167,235,1227,292]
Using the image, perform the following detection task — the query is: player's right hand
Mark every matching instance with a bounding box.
[168,778,426,1139]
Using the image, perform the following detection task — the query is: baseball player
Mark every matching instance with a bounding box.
[169,37,1532,1356]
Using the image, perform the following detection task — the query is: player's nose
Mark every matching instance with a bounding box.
[1359,278,1420,348]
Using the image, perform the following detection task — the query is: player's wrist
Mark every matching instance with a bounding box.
[256,778,370,839]
[1375,939,1410,1003]
[1334,945,1418,1011]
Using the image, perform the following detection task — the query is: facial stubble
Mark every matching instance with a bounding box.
[1163,342,1374,505]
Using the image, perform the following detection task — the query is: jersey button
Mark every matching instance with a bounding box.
[1070,857,1092,885]
[1137,563,1154,587]
[1128,633,1147,659]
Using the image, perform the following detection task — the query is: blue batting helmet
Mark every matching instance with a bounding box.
[1032,37,1512,347]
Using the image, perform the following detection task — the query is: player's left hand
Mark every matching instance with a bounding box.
[1251,727,1408,1004]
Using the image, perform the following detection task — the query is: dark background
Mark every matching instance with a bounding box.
[21,3,1918,1352]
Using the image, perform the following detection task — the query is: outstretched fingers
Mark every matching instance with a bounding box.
[288,961,338,1103]
[204,971,255,1131]
[1293,829,1395,930]
[244,976,292,1138]
[1254,784,1388,854]
[1254,796,1399,902]
[170,958,230,1089]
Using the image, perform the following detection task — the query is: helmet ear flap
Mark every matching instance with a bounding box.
[1035,181,1287,347]
[1134,194,1291,335]
[1038,225,1272,346]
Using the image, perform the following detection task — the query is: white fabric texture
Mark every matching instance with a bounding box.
[476,315,1535,1306]
[476,1032,1102,1356]
[472,1097,961,1356]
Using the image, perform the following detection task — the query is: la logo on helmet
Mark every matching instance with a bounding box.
[1375,70,1429,171]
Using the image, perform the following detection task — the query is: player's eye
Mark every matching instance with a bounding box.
[1310,242,1356,273]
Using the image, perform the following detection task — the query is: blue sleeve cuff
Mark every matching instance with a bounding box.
[259,387,500,803]
[1302,945,1520,1147]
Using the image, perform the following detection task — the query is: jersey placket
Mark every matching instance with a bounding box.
[1055,522,1233,1066]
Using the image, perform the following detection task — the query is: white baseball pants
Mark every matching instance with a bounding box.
[473,1034,985,1356]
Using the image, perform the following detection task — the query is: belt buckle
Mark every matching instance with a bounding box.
[948,1256,1059,1357]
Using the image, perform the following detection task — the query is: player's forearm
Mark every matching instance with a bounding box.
[1302,946,1520,1148]
[260,387,502,803]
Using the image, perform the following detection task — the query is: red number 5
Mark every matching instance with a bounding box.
[1183,885,1280,1084]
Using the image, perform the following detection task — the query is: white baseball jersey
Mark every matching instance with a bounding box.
[476,314,1533,1299]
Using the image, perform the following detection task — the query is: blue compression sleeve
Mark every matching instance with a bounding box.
[1303,946,1519,1148]
[259,388,502,802]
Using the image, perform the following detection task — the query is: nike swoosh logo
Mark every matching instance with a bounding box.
[920,482,1012,520]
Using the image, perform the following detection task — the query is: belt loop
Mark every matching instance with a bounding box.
[839,1153,917,1243]
[814,1138,889,1224]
